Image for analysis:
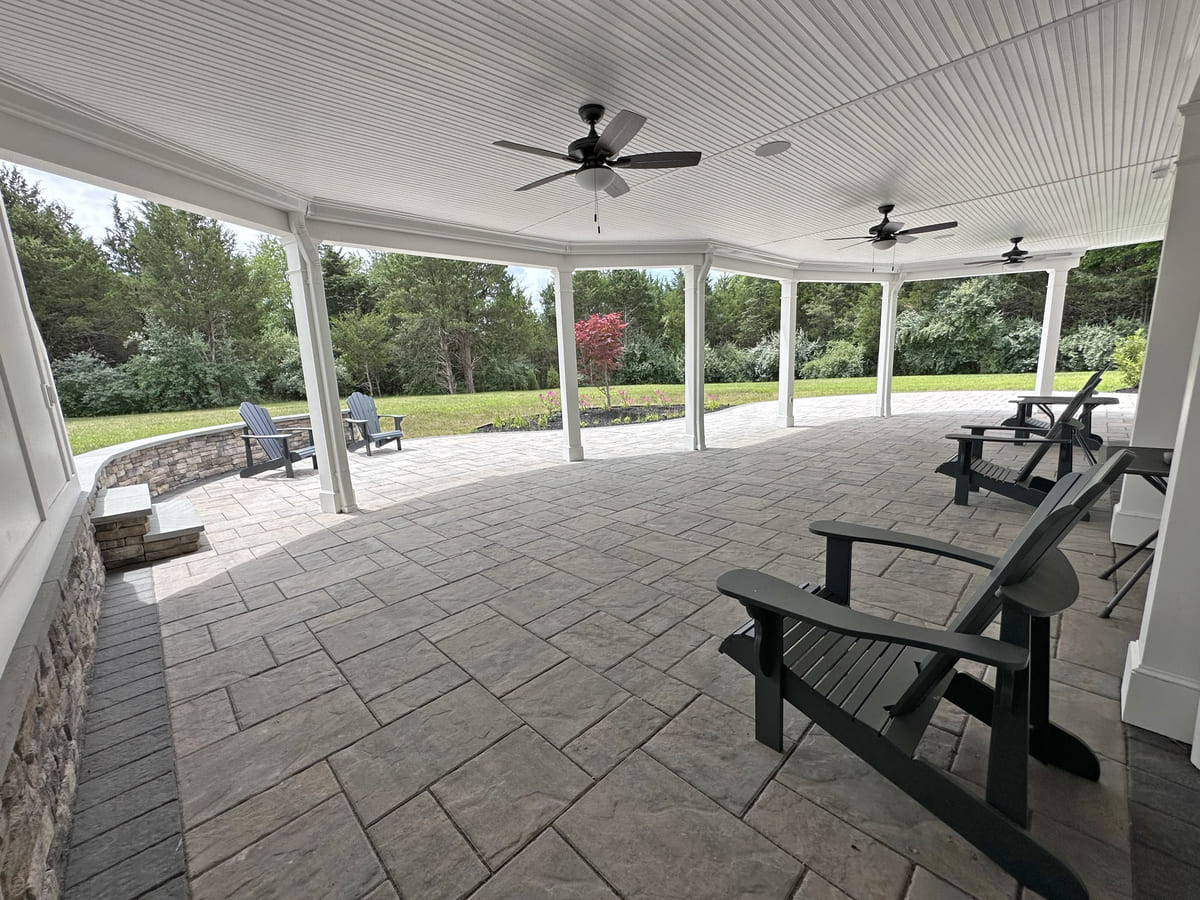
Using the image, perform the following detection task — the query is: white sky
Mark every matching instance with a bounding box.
[5,161,559,300]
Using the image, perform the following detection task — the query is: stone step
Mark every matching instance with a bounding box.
[145,500,205,542]
[93,484,153,525]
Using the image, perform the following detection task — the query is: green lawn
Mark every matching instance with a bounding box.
[64,371,1122,455]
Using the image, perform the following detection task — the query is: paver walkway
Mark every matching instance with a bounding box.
[71,391,1153,898]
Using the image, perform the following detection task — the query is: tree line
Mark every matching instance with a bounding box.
[1,164,1156,419]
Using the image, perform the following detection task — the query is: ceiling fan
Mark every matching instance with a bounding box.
[965,237,1036,266]
[493,104,702,197]
[827,203,958,249]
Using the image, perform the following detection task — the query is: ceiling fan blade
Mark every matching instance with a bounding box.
[964,258,1002,266]
[837,239,875,250]
[493,140,574,162]
[611,151,702,169]
[894,234,917,243]
[604,172,630,198]
[597,109,647,155]
[878,220,904,234]
[895,220,958,236]
[825,235,874,241]
[515,169,577,191]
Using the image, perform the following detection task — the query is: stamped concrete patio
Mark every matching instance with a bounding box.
[73,391,1151,899]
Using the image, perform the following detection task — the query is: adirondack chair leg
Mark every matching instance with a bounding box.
[986,606,1031,827]
[953,443,972,505]
[1055,439,1073,479]
[749,609,784,751]
[823,538,852,606]
[1027,617,1101,780]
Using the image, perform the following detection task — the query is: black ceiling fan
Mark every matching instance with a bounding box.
[965,237,1035,266]
[493,104,702,197]
[827,203,958,249]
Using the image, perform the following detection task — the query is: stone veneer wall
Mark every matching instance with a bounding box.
[95,412,331,495]
[0,495,105,899]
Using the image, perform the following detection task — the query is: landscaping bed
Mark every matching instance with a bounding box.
[477,403,720,432]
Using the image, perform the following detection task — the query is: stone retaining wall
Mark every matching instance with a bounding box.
[0,496,105,899]
[94,412,334,496]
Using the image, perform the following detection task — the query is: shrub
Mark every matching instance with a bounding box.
[704,342,754,383]
[477,356,538,392]
[1112,328,1146,388]
[994,317,1043,373]
[801,340,866,378]
[616,331,676,384]
[749,330,824,381]
[254,326,307,399]
[1057,318,1143,371]
[52,351,135,417]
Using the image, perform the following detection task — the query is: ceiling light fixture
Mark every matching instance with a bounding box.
[754,140,792,157]
[574,166,616,192]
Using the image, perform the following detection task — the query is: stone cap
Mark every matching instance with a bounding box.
[146,500,205,542]
[92,484,152,525]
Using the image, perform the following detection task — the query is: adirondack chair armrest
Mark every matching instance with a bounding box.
[955,424,1074,436]
[717,569,1028,670]
[379,414,404,429]
[241,432,292,441]
[808,520,998,569]
[944,432,1072,444]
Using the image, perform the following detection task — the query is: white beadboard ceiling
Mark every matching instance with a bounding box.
[0,0,1198,266]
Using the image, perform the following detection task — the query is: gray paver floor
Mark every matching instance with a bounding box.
[94,391,1154,898]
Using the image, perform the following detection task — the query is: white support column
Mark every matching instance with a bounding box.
[1122,308,1200,744]
[875,278,902,417]
[1113,96,1200,546]
[1034,266,1071,394]
[284,214,356,513]
[777,279,798,427]
[683,256,713,450]
[552,265,583,461]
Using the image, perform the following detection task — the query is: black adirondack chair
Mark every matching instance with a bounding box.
[1001,370,1110,451]
[717,450,1133,900]
[237,402,318,478]
[935,374,1101,507]
[346,391,404,455]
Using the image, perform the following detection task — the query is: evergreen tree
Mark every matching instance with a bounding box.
[0,166,132,361]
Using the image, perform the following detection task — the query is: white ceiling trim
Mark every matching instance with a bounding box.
[0,77,301,235]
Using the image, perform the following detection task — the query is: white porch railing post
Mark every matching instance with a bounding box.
[684,256,713,450]
[284,214,356,513]
[875,278,902,417]
[1113,97,1200,546]
[553,265,583,461]
[777,278,798,427]
[1034,266,1072,394]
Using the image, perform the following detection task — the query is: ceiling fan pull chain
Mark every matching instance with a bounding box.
[594,187,601,234]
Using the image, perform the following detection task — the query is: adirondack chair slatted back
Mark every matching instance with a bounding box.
[1013,370,1104,482]
[239,402,285,460]
[897,450,1133,711]
[346,392,380,435]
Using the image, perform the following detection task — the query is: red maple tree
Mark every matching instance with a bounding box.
[574,311,628,408]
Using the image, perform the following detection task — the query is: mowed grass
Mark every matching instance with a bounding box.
[64,370,1120,455]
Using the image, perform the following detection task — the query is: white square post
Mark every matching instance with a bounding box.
[777,278,798,427]
[874,278,902,417]
[285,214,356,513]
[552,265,584,461]
[683,256,712,450]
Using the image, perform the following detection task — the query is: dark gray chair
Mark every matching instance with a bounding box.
[1001,370,1110,451]
[935,373,1101,507]
[717,450,1133,900]
[346,391,404,455]
[237,402,317,478]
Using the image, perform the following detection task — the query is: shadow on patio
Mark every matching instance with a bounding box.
[67,393,1148,899]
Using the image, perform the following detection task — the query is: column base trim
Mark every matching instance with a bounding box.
[1122,639,1200,743]
[1111,500,1162,546]
[777,414,794,428]
[563,444,584,462]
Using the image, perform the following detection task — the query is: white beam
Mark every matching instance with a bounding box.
[1113,99,1200,546]
[875,279,902,417]
[683,256,713,450]
[0,82,296,235]
[778,279,798,427]
[898,253,1084,283]
[1034,266,1073,393]
[285,215,357,514]
[552,266,583,461]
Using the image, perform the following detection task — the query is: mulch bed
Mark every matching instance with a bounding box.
[476,403,729,432]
